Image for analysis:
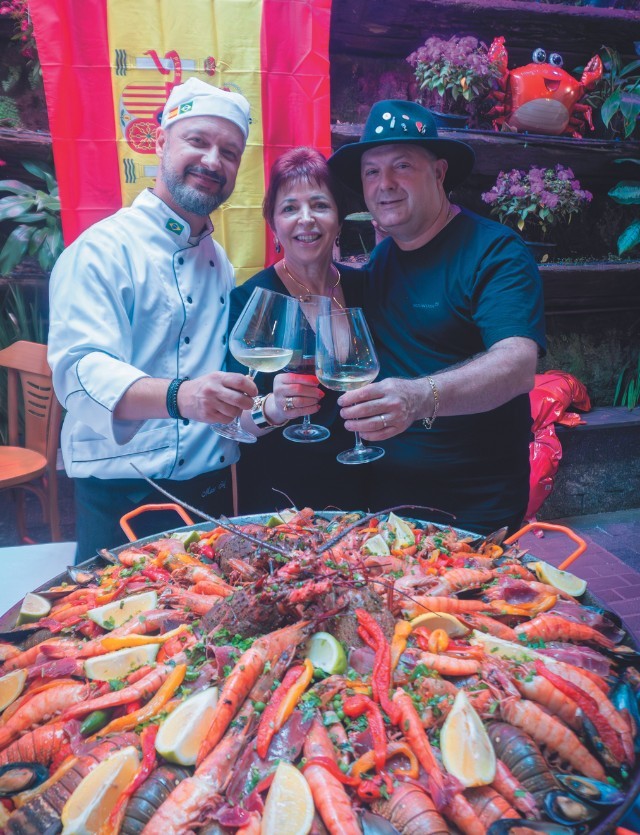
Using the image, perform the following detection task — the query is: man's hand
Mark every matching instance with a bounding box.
[338,378,427,440]
[179,372,258,424]
[265,373,324,426]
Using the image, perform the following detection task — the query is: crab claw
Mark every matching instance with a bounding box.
[581,54,603,90]
[488,36,509,77]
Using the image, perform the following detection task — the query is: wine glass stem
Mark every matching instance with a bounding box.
[230,368,258,430]
[353,430,365,451]
[301,414,311,429]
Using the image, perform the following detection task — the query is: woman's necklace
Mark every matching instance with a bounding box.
[282,259,344,309]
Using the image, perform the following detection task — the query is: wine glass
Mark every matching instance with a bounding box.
[283,294,332,443]
[315,307,385,465]
[211,287,298,443]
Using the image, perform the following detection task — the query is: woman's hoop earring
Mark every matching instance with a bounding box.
[335,234,341,248]
[274,238,282,254]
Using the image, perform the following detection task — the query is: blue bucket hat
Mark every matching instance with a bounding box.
[328,100,475,193]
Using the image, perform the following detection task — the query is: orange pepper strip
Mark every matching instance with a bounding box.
[390,620,413,671]
[96,663,186,737]
[428,628,450,654]
[391,545,417,557]
[100,624,189,652]
[350,740,419,780]
[271,658,314,730]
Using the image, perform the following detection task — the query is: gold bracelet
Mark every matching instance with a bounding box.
[422,376,439,430]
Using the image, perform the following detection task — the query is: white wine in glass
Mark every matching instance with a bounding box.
[315,307,385,465]
[211,286,298,443]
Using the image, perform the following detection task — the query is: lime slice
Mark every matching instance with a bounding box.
[381,512,415,548]
[87,590,158,630]
[16,592,51,626]
[61,745,139,834]
[155,686,218,765]
[531,560,587,597]
[83,644,159,681]
[362,534,390,557]
[266,509,297,528]
[171,530,200,547]
[409,612,469,637]
[441,689,496,787]
[306,632,347,675]
[469,630,542,663]
[261,760,314,835]
[0,669,27,713]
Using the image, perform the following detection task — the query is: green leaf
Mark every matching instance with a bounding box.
[618,219,640,256]
[0,195,37,221]
[0,225,33,276]
[21,160,52,183]
[608,181,640,205]
[0,179,37,197]
[28,226,47,256]
[601,90,622,126]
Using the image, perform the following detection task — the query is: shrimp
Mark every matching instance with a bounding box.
[513,666,583,731]
[500,696,606,780]
[374,782,449,835]
[459,614,517,642]
[515,613,615,649]
[303,718,361,835]
[172,563,234,593]
[415,651,480,677]
[427,567,497,596]
[196,620,312,765]
[2,638,79,671]
[465,786,520,827]
[491,759,539,819]
[403,596,491,618]
[160,587,220,616]
[0,682,88,751]
[0,721,71,765]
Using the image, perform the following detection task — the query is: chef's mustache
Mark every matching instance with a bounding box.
[187,166,227,187]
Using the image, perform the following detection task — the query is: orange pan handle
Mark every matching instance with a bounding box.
[504,522,587,571]
[119,503,195,543]
[615,828,640,835]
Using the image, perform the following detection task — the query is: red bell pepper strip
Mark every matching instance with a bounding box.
[343,694,387,771]
[302,756,360,787]
[106,724,159,832]
[255,664,306,758]
[356,610,400,724]
[356,770,394,801]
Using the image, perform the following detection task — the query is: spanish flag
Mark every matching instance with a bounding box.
[30,0,332,282]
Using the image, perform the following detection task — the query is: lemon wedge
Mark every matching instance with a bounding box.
[381,512,415,548]
[469,630,542,663]
[441,690,496,787]
[362,533,390,557]
[409,611,469,637]
[0,669,27,713]
[306,632,347,675]
[16,592,51,625]
[531,560,587,597]
[261,760,314,835]
[61,745,139,834]
[83,644,159,681]
[155,687,218,765]
[87,590,158,630]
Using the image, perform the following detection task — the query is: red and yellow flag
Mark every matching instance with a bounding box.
[30,0,332,282]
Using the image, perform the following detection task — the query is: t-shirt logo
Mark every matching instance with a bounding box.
[166,218,184,235]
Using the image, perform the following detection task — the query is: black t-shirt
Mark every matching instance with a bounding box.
[362,208,546,533]
[228,264,368,514]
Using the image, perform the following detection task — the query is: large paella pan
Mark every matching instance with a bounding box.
[0,507,638,834]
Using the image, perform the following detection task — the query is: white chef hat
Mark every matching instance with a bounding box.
[161,77,250,142]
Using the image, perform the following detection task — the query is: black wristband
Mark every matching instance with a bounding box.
[166,377,188,420]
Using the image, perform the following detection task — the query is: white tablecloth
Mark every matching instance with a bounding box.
[0,542,77,616]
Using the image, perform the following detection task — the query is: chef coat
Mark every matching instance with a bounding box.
[48,189,239,480]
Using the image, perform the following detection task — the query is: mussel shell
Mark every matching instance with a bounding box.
[97,548,119,565]
[38,584,82,599]
[325,511,366,532]
[603,643,640,665]
[544,790,601,824]
[67,565,101,584]
[581,715,625,772]
[0,762,48,796]
[611,680,640,753]
[554,773,626,806]
[360,811,402,835]
[580,604,624,629]
[487,821,589,835]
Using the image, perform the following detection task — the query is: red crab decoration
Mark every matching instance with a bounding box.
[488,37,603,138]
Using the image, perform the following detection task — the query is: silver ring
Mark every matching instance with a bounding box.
[285,396,294,411]
[379,414,387,429]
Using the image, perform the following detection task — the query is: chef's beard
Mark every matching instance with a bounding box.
[160,158,229,217]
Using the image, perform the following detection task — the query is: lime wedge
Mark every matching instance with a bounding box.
[306,632,347,675]
[84,644,159,681]
[381,512,415,548]
[87,591,158,630]
[441,689,496,787]
[362,534,390,557]
[0,669,27,713]
[266,509,297,528]
[155,687,218,765]
[16,592,51,625]
[171,530,200,547]
[531,560,587,597]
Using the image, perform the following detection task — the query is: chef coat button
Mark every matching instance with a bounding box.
[220,455,225,463]
[178,458,185,466]
[209,260,215,267]
[185,336,190,344]
[220,296,225,304]
[222,334,226,345]
[178,256,184,265]
[187,296,193,304]
[182,419,189,426]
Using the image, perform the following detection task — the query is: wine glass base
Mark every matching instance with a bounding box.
[336,445,385,465]
[210,423,257,444]
[283,423,330,443]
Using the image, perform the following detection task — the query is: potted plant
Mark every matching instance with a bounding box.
[582,46,640,139]
[406,35,500,128]
[608,157,640,256]
[481,164,593,260]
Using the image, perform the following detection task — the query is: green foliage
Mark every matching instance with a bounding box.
[584,46,640,139]
[0,96,21,128]
[608,158,640,256]
[0,160,63,275]
[614,353,640,410]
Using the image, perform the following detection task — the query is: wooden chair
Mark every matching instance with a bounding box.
[0,340,62,543]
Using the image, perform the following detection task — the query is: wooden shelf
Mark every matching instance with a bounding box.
[0,129,52,161]
[540,261,640,314]
[332,123,639,183]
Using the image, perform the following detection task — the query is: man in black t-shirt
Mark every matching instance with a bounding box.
[328,100,545,534]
